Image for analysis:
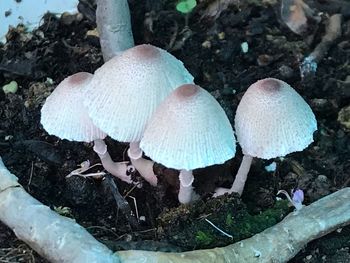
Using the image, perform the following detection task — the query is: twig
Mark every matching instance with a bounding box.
[103,175,139,228]
[123,183,140,198]
[127,196,139,221]
[96,0,134,61]
[27,161,34,192]
[204,218,233,239]
[300,14,342,78]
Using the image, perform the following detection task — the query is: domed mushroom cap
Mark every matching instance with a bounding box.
[235,78,317,159]
[41,72,106,142]
[140,84,236,170]
[84,44,194,142]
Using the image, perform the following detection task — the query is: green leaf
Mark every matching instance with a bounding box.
[176,0,197,14]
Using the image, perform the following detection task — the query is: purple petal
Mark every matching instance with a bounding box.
[292,189,304,204]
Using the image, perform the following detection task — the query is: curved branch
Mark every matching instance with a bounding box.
[96,0,134,61]
[0,158,349,263]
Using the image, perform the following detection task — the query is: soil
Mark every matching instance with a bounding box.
[0,0,350,262]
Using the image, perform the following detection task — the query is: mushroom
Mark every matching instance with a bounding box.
[41,72,133,183]
[140,84,236,204]
[214,78,317,197]
[84,44,194,186]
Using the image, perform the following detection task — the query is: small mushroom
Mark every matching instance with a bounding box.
[140,84,236,204]
[41,72,133,183]
[84,44,194,186]
[214,78,317,197]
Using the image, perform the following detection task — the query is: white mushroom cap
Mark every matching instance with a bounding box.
[235,78,317,159]
[140,84,236,170]
[84,44,194,142]
[41,72,107,142]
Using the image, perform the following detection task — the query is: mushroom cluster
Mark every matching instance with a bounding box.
[41,44,317,205]
[40,72,133,183]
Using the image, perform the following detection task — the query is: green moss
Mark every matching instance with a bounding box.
[225,213,234,227]
[195,231,214,246]
[158,195,290,250]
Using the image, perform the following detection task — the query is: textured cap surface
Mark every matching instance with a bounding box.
[235,78,317,159]
[84,44,194,142]
[140,84,236,170]
[41,72,106,142]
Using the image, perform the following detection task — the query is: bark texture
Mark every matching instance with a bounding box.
[1,158,349,263]
[96,0,134,61]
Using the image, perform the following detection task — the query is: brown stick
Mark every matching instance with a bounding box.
[300,14,342,78]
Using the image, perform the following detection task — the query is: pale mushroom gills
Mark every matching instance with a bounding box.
[83,44,194,186]
[214,78,317,197]
[40,72,133,184]
[141,84,236,204]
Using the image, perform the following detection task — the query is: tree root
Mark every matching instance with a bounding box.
[1,158,349,263]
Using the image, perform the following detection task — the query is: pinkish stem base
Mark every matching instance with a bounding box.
[93,139,133,184]
[213,155,253,197]
[128,142,158,186]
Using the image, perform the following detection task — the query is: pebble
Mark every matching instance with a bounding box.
[257,54,274,66]
[86,28,99,37]
[202,40,211,49]
[265,162,277,172]
[338,105,350,129]
[2,81,18,94]
[218,32,225,40]
[241,42,249,53]
[279,65,294,78]
[60,12,83,26]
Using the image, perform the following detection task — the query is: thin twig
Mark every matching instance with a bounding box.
[103,175,139,228]
[27,161,34,192]
[205,218,233,239]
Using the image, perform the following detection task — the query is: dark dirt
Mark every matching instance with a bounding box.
[0,0,349,262]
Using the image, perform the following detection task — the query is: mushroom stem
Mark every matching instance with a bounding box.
[128,142,158,186]
[178,170,194,204]
[93,139,133,184]
[230,155,253,195]
[213,155,253,197]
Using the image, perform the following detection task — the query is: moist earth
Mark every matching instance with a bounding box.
[0,0,349,262]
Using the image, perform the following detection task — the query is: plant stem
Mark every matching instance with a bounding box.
[96,0,135,61]
[93,139,133,183]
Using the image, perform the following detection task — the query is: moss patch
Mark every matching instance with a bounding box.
[158,194,290,249]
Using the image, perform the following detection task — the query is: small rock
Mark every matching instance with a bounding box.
[201,40,211,49]
[241,42,249,53]
[60,12,83,26]
[265,162,277,172]
[24,82,54,108]
[86,28,99,37]
[310,98,335,114]
[279,65,294,78]
[338,105,350,129]
[217,32,225,40]
[257,54,274,66]
[2,81,18,94]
